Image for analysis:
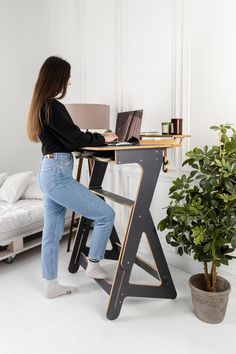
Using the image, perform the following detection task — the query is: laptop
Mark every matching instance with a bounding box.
[106,109,143,146]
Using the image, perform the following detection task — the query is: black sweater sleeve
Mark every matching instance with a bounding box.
[42,100,105,150]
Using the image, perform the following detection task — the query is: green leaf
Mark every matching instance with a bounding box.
[214,159,222,167]
[203,242,212,253]
[225,179,234,191]
[158,219,166,231]
[189,170,198,178]
[221,134,229,144]
[206,209,217,220]
[194,234,204,245]
[196,174,206,180]
[182,158,195,167]
[210,126,220,131]
[170,241,179,247]
[220,258,229,266]
[231,236,236,248]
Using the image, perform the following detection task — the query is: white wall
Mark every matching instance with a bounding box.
[0,0,50,173]
[190,0,236,149]
[1,0,236,281]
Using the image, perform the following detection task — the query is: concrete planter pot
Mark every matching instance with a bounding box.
[189,273,231,324]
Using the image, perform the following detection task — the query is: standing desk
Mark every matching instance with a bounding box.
[68,141,181,320]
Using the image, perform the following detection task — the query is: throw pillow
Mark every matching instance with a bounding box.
[0,171,33,203]
[21,176,44,200]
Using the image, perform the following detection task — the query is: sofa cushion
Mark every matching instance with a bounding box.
[0,173,8,187]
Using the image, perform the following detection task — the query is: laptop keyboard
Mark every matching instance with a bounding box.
[106,141,133,146]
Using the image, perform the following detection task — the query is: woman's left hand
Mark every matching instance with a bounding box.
[102,132,118,143]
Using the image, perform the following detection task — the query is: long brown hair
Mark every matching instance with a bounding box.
[27,56,71,142]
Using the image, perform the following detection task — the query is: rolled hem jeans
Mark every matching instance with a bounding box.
[38,153,115,280]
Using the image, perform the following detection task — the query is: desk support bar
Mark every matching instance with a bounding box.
[90,188,134,207]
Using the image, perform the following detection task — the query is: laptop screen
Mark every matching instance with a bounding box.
[115,110,143,142]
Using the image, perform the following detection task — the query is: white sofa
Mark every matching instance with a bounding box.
[0,172,72,263]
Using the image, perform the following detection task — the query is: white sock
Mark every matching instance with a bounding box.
[86,259,109,280]
[45,278,79,299]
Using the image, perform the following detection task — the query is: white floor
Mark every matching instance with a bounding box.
[0,239,235,354]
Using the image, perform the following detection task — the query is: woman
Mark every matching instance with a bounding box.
[27,56,117,299]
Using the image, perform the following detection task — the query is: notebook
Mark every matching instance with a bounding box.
[106,109,143,146]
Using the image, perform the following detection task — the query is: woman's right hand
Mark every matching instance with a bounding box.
[102,132,118,143]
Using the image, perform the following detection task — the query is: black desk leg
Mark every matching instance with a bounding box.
[68,217,92,273]
[106,152,177,320]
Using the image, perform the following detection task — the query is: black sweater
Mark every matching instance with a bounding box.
[38,99,105,155]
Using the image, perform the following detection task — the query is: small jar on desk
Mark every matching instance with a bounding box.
[161,122,171,135]
[161,121,175,135]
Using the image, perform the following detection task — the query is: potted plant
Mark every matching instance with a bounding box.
[158,124,236,323]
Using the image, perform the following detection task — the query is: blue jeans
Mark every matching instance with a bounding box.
[38,153,115,280]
